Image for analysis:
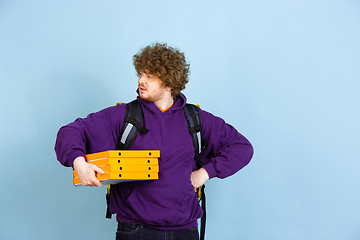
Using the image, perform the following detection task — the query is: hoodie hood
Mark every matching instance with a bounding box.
[136,91,187,114]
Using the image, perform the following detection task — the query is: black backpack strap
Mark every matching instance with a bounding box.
[117,100,149,150]
[106,99,148,219]
[200,185,206,240]
[183,104,206,240]
[183,104,203,168]
[105,185,112,219]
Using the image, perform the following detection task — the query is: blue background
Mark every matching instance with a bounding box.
[1,1,360,239]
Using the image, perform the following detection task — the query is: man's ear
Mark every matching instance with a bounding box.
[166,86,172,92]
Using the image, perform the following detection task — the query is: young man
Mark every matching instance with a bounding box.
[55,43,253,240]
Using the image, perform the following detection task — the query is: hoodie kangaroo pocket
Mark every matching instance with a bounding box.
[126,187,189,226]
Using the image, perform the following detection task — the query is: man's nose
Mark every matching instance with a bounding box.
[138,75,146,84]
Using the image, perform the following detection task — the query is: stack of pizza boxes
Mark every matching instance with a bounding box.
[73,150,160,186]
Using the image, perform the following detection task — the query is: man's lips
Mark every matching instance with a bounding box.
[138,85,147,92]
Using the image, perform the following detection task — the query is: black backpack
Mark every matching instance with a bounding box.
[106,99,206,240]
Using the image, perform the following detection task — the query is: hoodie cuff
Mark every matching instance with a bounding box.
[68,150,85,168]
[202,162,217,179]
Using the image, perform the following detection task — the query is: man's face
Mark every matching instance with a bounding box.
[138,71,170,103]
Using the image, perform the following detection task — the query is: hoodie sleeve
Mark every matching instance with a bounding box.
[54,104,126,168]
[199,110,254,179]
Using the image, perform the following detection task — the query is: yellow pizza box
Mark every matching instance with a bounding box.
[73,164,159,178]
[73,171,158,186]
[87,157,159,166]
[85,150,160,161]
[98,171,158,181]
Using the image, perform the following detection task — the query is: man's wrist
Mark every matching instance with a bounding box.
[73,156,86,170]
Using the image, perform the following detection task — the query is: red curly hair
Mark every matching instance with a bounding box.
[133,43,190,97]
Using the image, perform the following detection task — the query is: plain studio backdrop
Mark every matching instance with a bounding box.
[0,1,359,239]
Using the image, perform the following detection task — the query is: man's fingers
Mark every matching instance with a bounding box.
[82,176,102,187]
[190,168,209,190]
[93,179,102,187]
[78,163,104,187]
[91,164,105,175]
[87,164,103,187]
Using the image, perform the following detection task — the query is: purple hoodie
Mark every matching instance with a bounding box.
[55,93,253,229]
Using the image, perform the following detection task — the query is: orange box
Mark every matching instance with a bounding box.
[73,164,159,178]
[73,171,159,186]
[87,157,159,166]
[73,150,160,186]
[85,150,160,161]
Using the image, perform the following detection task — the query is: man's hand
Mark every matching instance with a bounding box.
[73,156,105,187]
[190,168,209,192]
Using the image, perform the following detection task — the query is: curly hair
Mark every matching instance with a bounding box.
[133,43,190,97]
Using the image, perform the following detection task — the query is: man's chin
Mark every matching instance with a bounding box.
[139,94,150,102]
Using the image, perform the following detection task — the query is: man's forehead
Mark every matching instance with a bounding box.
[141,69,160,77]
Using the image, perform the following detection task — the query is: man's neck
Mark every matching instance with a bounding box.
[154,96,174,110]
